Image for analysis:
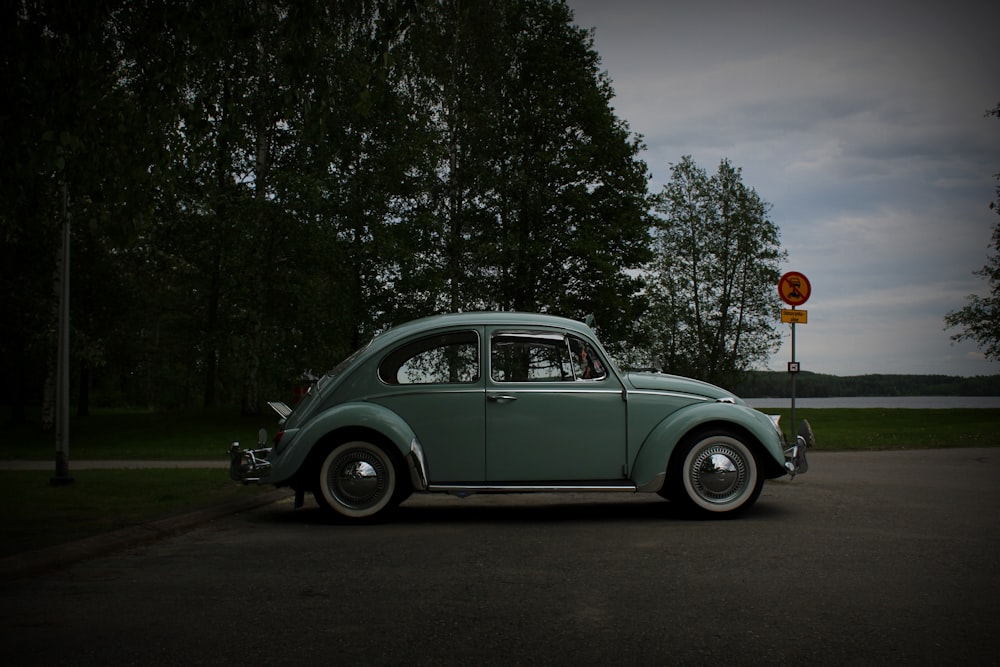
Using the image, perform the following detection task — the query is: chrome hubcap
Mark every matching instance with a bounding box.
[690,445,748,503]
[329,450,388,509]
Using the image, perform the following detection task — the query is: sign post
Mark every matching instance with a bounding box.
[778,272,811,440]
[52,181,74,486]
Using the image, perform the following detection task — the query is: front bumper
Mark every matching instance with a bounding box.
[783,419,814,478]
[228,442,272,483]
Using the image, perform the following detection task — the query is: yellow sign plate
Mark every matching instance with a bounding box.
[781,309,808,324]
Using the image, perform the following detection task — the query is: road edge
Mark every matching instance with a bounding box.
[0,489,290,581]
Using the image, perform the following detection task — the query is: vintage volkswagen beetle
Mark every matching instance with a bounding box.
[230,312,811,520]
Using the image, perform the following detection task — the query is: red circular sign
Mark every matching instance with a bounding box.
[779,271,811,306]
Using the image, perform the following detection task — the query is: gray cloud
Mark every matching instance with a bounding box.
[570,0,1000,376]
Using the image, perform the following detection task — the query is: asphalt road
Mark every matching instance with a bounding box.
[2,448,999,666]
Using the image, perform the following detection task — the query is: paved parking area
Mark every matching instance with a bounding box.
[2,448,998,665]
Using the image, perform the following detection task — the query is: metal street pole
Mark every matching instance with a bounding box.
[790,319,796,440]
[778,271,810,448]
[52,181,74,486]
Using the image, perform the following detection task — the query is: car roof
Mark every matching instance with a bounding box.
[373,312,596,348]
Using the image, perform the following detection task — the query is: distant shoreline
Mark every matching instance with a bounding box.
[744,396,1000,409]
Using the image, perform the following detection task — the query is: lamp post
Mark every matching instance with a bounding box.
[52,180,74,486]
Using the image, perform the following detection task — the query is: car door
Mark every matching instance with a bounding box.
[484,329,627,481]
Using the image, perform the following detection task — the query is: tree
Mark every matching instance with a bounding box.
[945,103,1000,360]
[496,0,652,342]
[400,0,652,343]
[2,0,655,416]
[638,156,786,387]
[0,0,162,421]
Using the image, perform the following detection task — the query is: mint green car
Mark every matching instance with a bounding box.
[229,312,811,520]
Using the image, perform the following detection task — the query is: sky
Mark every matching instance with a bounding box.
[567,0,1000,377]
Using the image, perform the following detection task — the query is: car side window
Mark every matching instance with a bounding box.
[379,331,480,385]
[491,332,573,382]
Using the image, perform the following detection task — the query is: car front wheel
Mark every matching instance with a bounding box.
[671,431,763,516]
[314,440,401,521]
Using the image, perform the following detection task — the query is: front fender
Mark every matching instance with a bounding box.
[265,401,419,486]
[631,402,785,489]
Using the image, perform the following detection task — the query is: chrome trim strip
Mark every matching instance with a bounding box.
[427,483,638,493]
[366,388,486,402]
[628,390,712,401]
[493,331,565,342]
[484,388,624,396]
[370,387,624,399]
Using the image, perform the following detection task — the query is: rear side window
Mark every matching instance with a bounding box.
[379,331,480,385]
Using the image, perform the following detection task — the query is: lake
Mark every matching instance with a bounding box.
[744,396,1000,409]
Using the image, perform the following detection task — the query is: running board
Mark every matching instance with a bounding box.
[427,482,639,495]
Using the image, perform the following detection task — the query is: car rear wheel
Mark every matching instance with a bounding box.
[314,440,401,521]
[670,431,763,516]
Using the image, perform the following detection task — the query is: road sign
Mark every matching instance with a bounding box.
[781,308,808,324]
[777,272,811,443]
[779,271,811,306]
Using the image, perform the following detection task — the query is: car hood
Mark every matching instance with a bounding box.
[625,371,741,403]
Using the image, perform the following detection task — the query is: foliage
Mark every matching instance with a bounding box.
[944,102,1000,360]
[0,1,160,422]
[4,2,804,418]
[633,156,786,386]
[1,0,652,416]
[733,371,1000,398]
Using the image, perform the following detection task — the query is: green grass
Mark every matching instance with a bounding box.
[1,408,282,560]
[0,468,272,558]
[1,407,279,460]
[763,408,1000,450]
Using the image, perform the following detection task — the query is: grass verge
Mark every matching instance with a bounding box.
[763,408,1000,449]
[0,468,273,559]
[1,407,278,460]
[4,406,998,460]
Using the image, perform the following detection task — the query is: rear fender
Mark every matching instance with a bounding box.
[266,402,420,486]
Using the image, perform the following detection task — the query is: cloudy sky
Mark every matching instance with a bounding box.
[567,0,1000,377]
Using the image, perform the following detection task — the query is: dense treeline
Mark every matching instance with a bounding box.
[733,372,1000,398]
[2,0,653,416]
[3,0,793,422]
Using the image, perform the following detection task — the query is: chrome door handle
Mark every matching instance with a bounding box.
[487,394,518,403]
